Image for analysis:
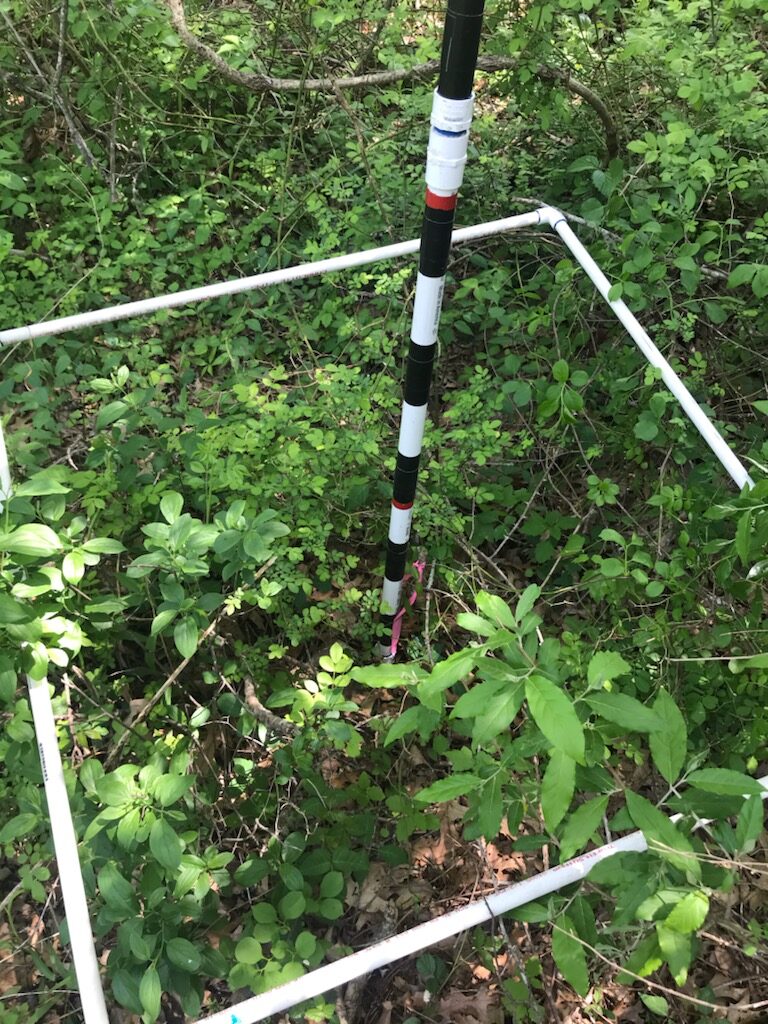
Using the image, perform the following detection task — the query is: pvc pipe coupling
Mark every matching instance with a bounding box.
[425,92,475,195]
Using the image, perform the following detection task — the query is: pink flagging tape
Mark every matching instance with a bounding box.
[389,559,426,657]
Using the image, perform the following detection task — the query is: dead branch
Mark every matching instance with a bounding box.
[241,675,298,738]
[164,0,619,157]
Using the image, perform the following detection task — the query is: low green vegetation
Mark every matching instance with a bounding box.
[0,0,766,1020]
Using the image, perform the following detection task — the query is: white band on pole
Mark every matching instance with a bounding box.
[425,129,470,193]
[430,90,475,132]
[380,576,403,613]
[411,273,445,347]
[397,402,429,459]
[387,503,413,545]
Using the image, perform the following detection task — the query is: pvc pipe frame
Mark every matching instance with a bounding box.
[197,778,768,1024]
[0,207,756,1023]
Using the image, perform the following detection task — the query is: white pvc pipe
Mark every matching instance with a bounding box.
[538,207,755,492]
[0,212,542,347]
[196,777,768,1024]
[0,418,11,510]
[27,675,110,1024]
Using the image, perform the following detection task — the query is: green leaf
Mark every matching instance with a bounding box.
[541,750,575,831]
[513,585,539,624]
[471,681,526,745]
[735,511,752,567]
[82,536,125,554]
[319,897,344,920]
[525,675,584,764]
[351,663,426,687]
[14,472,70,497]
[294,931,316,959]
[0,594,32,624]
[173,617,198,659]
[1,524,63,557]
[552,914,589,996]
[727,262,757,289]
[475,592,515,629]
[649,689,687,784]
[149,818,183,872]
[62,550,85,584]
[167,937,202,972]
[451,675,508,718]
[634,416,659,441]
[625,791,700,879]
[139,966,162,1020]
[415,773,484,804]
[0,812,39,843]
[734,795,764,854]
[552,359,570,383]
[475,773,504,838]
[279,891,306,920]
[235,936,263,964]
[320,871,344,898]
[0,170,25,191]
[160,491,184,523]
[640,994,669,1016]
[417,648,480,704]
[586,692,662,733]
[664,891,709,934]
[687,769,765,797]
[559,795,609,861]
[151,609,178,636]
[656,924,692,985]
[96,400,130,429]
[0,656,17,703]
[587,652,631,688]
[154,774,193,807]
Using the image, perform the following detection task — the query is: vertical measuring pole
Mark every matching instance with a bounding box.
[379,0,485,657]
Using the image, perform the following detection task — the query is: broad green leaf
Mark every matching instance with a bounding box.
[0,656,17,704]
[2,524,63,557]
[139,966,162,1020]
[415,773,484,804]
[96,400,130,429]
[687,769,765,797]
[541,749,575,831]
[734,795,764,854]
[154,774,193,807]
[586,692,662,733]
[552,914,589,996]
[656,924,692,985]
[82,537,125,554]
[471,681,525,745]
[664,891,709,934]
[319,897,343,919]
[160,491,184,523]
[515,584,540,623]
[727,262,757,289]
[167,937,201,972]
[649,689,687,784]
[735,510,752,566]
[173,617,198,659]
[294,931,316,959]
[149,818,183,872]
[451,675,508,718]
[278,891,306,920]
[417,648,480,706]
[559,795,609,861]
[587,651,631,688]
[0,812,39,843]
[475,773,503,838]
[525,675,584,764]
[320,871,344,898]
[151,609,177,636]
[0,594,32,624]
[476,592,515,629]
[351,663,426,687]
[625,791,700,879]
[640,994,669,1016]
[235,937,263,964]
[455,612,496,637]
[62,550,85,584]
[14,472,70,497]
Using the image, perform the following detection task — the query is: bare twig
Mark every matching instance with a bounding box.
[52,0,68,90]
[164,0,619,157]
[240,675,298,738]
[1,9,102,172]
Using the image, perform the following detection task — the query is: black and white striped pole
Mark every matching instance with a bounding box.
[379,0,485,657]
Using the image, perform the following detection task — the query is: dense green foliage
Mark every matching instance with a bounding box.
[1,0,767,1020]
